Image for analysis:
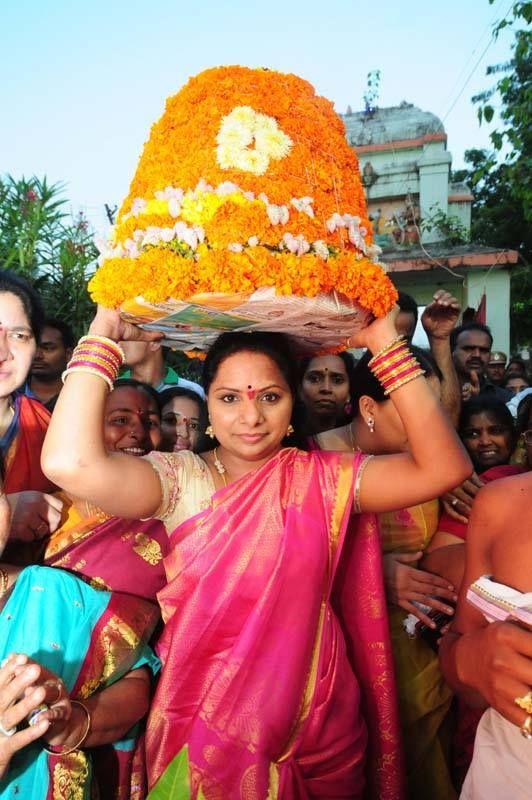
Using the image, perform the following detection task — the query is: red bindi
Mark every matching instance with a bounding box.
[246,386,256,399]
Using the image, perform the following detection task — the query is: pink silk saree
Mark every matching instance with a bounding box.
[146,448,404,799]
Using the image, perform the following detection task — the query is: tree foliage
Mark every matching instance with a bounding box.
[455,2,532,348]
[0,175,97,337]
[472,1,532,220]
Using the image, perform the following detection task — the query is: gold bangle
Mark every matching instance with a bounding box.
[62,366,114,391]
[42,700,91,755]
[368,335,405,365]
[384,369,425,396]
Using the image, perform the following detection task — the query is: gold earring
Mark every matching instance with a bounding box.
[206,424,215,439]
[286,424,294,436]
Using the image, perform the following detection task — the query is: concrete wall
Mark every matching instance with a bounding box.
[465,269,511,354]
[390,268,511,354]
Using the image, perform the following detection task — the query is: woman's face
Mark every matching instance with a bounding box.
[300,355,350,420]
[208,351,293,463]
[161,396,202,453]
[104,387,161,456]
[0,291,37,397]
[505,376,529,396]
[461,411,513,471]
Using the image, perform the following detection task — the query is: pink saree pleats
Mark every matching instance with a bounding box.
[147,448,403,799]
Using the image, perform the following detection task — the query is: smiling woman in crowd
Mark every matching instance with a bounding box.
[159,387,207,454]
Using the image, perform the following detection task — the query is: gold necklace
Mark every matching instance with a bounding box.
[348,423,361,453]
[212,448,228,487]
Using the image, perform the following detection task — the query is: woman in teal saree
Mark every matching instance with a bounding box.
[0,560,159,800]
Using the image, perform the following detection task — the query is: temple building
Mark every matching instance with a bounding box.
[341,102,517,352]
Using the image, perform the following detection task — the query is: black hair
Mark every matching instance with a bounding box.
[159,387,207,427]
[450,322,493,352]
[458,396,515,437]
[202,331,299,397]
[352,345,443,406]
[0,269,45,341]
[41,317,75,349]
[112,378,161,417]
[397,291,419,327]
[502,373,530,389]
[516,393,532,437]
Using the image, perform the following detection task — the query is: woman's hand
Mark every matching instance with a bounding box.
[445,621,532,727]
[7,492,64,542]
[8,657,74,748]
[88,306,163,344]
[347,306,399,354]
[441,473,483,523]
[0,654,51,779]
[383,552,457,628]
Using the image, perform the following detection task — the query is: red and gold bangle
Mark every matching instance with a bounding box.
[372,350,412,378]
[369,341,425,396]
[383,368,425,395]
[381,364,424,390]
[62,335,125,390]
[78,335,125,363]
[368,335,405,366]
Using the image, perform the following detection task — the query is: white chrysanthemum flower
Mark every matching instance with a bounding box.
[313,240,329,260]
[236,148,269,176]
[227,105,257,128]
[227,243,244,253]
[216,106,293,175]
[247,236,259,247]
[254,123,292,160]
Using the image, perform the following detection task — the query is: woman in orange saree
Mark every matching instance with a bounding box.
[42,305,472,800]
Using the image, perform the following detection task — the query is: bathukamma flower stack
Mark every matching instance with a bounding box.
[89,66,397,354]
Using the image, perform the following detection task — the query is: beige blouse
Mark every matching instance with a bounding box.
[144,450,215,534]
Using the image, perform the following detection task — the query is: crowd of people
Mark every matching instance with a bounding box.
[0,269,531,799]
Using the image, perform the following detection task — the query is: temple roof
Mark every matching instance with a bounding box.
[341,101,446,147]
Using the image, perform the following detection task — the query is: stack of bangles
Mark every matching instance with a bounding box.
[369,336,425,395]
[62,336,125,390]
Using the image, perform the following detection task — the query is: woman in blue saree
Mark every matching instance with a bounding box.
[0,535,159,799]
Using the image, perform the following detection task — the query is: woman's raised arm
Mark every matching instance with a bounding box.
[354,308,472,514]
[42,308,163,519]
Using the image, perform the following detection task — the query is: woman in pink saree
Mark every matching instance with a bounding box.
[42,305,471,799]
